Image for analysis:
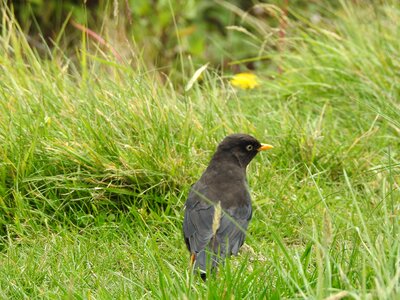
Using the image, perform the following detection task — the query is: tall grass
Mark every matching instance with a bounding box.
[0,1,399,299]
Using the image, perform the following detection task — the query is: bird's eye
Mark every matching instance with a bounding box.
[246,144,253,151]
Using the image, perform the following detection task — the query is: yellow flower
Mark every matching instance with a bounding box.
[230,73,260,89]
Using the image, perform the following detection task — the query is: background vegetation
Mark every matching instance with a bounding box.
[0,0,399,298]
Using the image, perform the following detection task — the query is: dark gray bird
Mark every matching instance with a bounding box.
[183,133,273,279]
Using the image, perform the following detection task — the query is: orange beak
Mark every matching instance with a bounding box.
[257,144,273,151]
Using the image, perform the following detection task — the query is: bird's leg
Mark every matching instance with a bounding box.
[190,252,207,281]
[190,253,196,266]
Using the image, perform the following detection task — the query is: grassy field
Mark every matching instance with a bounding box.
[0,1,399,299]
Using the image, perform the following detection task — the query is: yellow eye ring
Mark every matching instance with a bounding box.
[246,144,253,151]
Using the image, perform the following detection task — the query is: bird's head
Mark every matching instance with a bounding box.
[214,133,273,168]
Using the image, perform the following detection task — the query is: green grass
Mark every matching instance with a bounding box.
[0,1,399,299]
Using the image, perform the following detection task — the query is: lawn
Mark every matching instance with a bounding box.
[0,1,399,299]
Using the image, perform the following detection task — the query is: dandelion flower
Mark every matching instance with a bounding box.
[230,73,260,89]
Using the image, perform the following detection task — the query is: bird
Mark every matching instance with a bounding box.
[183,133,273,279]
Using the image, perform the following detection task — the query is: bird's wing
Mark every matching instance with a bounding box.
[183,182,215,253]
[183,179,252,271]
[183,181,219,272]
[215,203,252,256]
